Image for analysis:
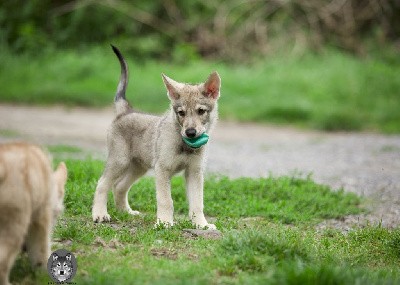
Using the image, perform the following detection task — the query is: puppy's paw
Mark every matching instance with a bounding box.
[154,220,174,229]
[196,223,217,230]
[93,213,111,223]
[204,223,217,230]
[191,215,216,230]
[127,209,140,216]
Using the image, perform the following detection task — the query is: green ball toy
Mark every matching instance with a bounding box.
[182,133,209,148]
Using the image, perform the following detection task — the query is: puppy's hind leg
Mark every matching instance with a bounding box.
[92,173,114,223]
[93,138,132,223]
[113,164,146,216]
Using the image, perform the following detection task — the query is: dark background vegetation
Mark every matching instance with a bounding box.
[0,0,399,132]
[2,0,399,60]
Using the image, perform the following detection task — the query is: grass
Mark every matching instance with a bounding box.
[0,128,20,138]
[47,144,83,154]
[9,158,400,284]
[0,46,399,133]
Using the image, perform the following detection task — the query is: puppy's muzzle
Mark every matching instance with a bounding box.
[185,128,197,138]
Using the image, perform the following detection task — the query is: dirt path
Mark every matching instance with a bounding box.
[1,104,399,228]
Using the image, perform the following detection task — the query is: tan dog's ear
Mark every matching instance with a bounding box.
[162,74,180,100]
[203,71,221,100]
[54,162,68,194]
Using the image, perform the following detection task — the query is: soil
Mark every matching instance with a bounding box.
[1,104,399,229]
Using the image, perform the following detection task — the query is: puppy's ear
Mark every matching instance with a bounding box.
[162,74,180,100]
[55,162,68,185]
[203,71,221,100]
[54,162,68,198]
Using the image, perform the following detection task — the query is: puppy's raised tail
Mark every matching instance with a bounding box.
[111,44,132,116]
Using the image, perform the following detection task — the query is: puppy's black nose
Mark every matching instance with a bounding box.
[185,128,197,138]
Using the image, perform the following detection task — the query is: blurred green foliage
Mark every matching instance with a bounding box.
[1,46,399,133]
[1,0,399,61]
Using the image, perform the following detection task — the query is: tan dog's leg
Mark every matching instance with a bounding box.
[0,242,20,285]
[25,206,51,268]
[0,211,28,285]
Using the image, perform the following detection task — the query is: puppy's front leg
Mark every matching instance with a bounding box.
[185,167,216,230]
[155,166,174,227]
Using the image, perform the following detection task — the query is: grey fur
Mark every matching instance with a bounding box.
[92,47,221,229]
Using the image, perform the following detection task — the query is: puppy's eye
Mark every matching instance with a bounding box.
[177,110,185,117]
[197,109,206,115]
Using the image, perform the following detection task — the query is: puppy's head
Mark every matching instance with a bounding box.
[162,72,221,139]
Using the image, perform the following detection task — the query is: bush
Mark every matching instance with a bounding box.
[1,0,399,61]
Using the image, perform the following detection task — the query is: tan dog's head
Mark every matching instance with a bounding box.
[52,162,68,226]
[162,72,221,139]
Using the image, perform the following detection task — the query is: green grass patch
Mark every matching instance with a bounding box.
[380,145,400,153]
[0,128,20,138]
[9,159,400,284]
[1,46,399,133]
[63,159,363,225]
[47,144,83,154]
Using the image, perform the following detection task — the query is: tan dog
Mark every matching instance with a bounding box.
[0,143,67,285]
[92,45,221,228]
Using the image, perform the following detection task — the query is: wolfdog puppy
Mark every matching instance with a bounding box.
[0,143,67,285]
[92,45,221,229]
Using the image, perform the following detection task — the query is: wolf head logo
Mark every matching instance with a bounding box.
[47,249,77,283]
